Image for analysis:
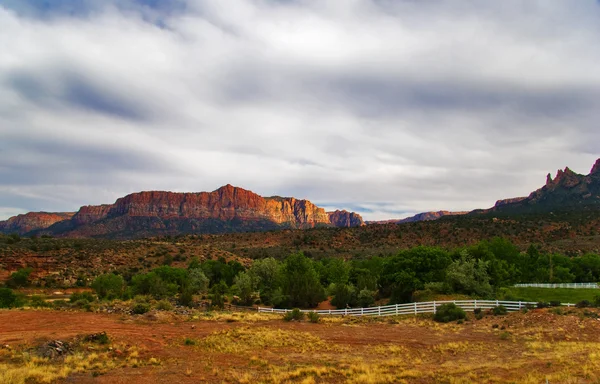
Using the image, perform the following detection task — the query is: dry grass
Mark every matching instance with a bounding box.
[0,340,161,384]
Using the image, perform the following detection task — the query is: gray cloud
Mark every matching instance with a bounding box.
[0,0,599,221]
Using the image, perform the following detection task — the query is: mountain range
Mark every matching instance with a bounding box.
[1,158,599,239]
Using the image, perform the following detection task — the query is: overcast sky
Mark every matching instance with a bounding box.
[1,0,599,221]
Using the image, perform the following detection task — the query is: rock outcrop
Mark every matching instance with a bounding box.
[0,212,74,235]
[327,210,365,227]
[10,185,364,239]
[486,158,600,214]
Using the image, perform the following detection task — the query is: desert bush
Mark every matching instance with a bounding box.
[492,305,507,316]
[178,289,194,307]
[583,310,599,319]
[576,300,591,308]
[91,273,125,299]
[433,303,466,323]
[132,302,151,315]
[283,308,305,322]
[6,268,32,288]
[550,307,563,315]
[28,295,51,308]
[70,291,95,303]
[155,300,173,311]
[184,338,196,346]
[0,288,22,308]
[307,311,320,323]
[357,288,376,308]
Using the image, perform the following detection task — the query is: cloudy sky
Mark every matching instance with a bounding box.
[1,0,599,221]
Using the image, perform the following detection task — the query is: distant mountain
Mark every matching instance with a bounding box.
[0,212,74,235]
[0,185,364,238]
[480,158,600,214]
[367,210,468,225]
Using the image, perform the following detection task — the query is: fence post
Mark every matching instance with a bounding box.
[414,302,417,315]
[345,308,348,316]
[474,299,477,309]
[433,301,436,314]
[519,301,521,310]
[496,299,499,306]
[395,304,398,315]
[361,307,364,316]
[378,306,381,316]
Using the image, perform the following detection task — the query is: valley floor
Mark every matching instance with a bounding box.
[1,308,600,383]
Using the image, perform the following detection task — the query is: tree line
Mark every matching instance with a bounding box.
[3,237,600,309]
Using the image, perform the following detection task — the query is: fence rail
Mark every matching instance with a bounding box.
[514,283,599,289]
[257,300,575,317]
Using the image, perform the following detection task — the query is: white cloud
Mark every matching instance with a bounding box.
[0,0,599,221]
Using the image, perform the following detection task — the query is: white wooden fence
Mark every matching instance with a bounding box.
[257,300,575,317]
[514,283,599,289]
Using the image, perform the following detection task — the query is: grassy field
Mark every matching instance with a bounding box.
[502,287,600,304]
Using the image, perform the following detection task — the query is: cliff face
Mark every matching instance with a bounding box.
[327,210,365,227]
[0,212,74,235]
[30,185,363,239]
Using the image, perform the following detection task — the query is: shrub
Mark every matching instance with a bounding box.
[357,288,376,308]
[283,308,305,322]
[433,303,466,323]
[537,302,550,309]
[155,300,173,311]
[0,288,21,308]
[307,311,320,323]
[29,295,51,308]
[178,289,194,307]
[6,268,32,288]
[473,308,482,315]
[576,300,591,308]
[593,295,600,308]
[132,303,151,315]
[583,310,599,319]
[70,291,95,303]
[184,338,196,346]
[550,307,563,315]
[91,273,125,300]
[549,301,561,307]
[492,305,507,316]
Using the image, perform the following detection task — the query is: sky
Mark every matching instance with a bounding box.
[1,0,599,221]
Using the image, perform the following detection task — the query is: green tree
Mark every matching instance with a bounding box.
[91,273,125,299]
[0,288,21,308]
[234,271,256,306]
[357,288,376,308]
[6,268,33,288]
[330,283,357,309]
[281,252,325,308]
[445,251,492,297]
[188,268,209,294]
[249,257,281,305]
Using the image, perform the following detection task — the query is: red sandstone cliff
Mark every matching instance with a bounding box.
[22,185,363,238]
[0,212,74,235]
[327,210,365,227]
